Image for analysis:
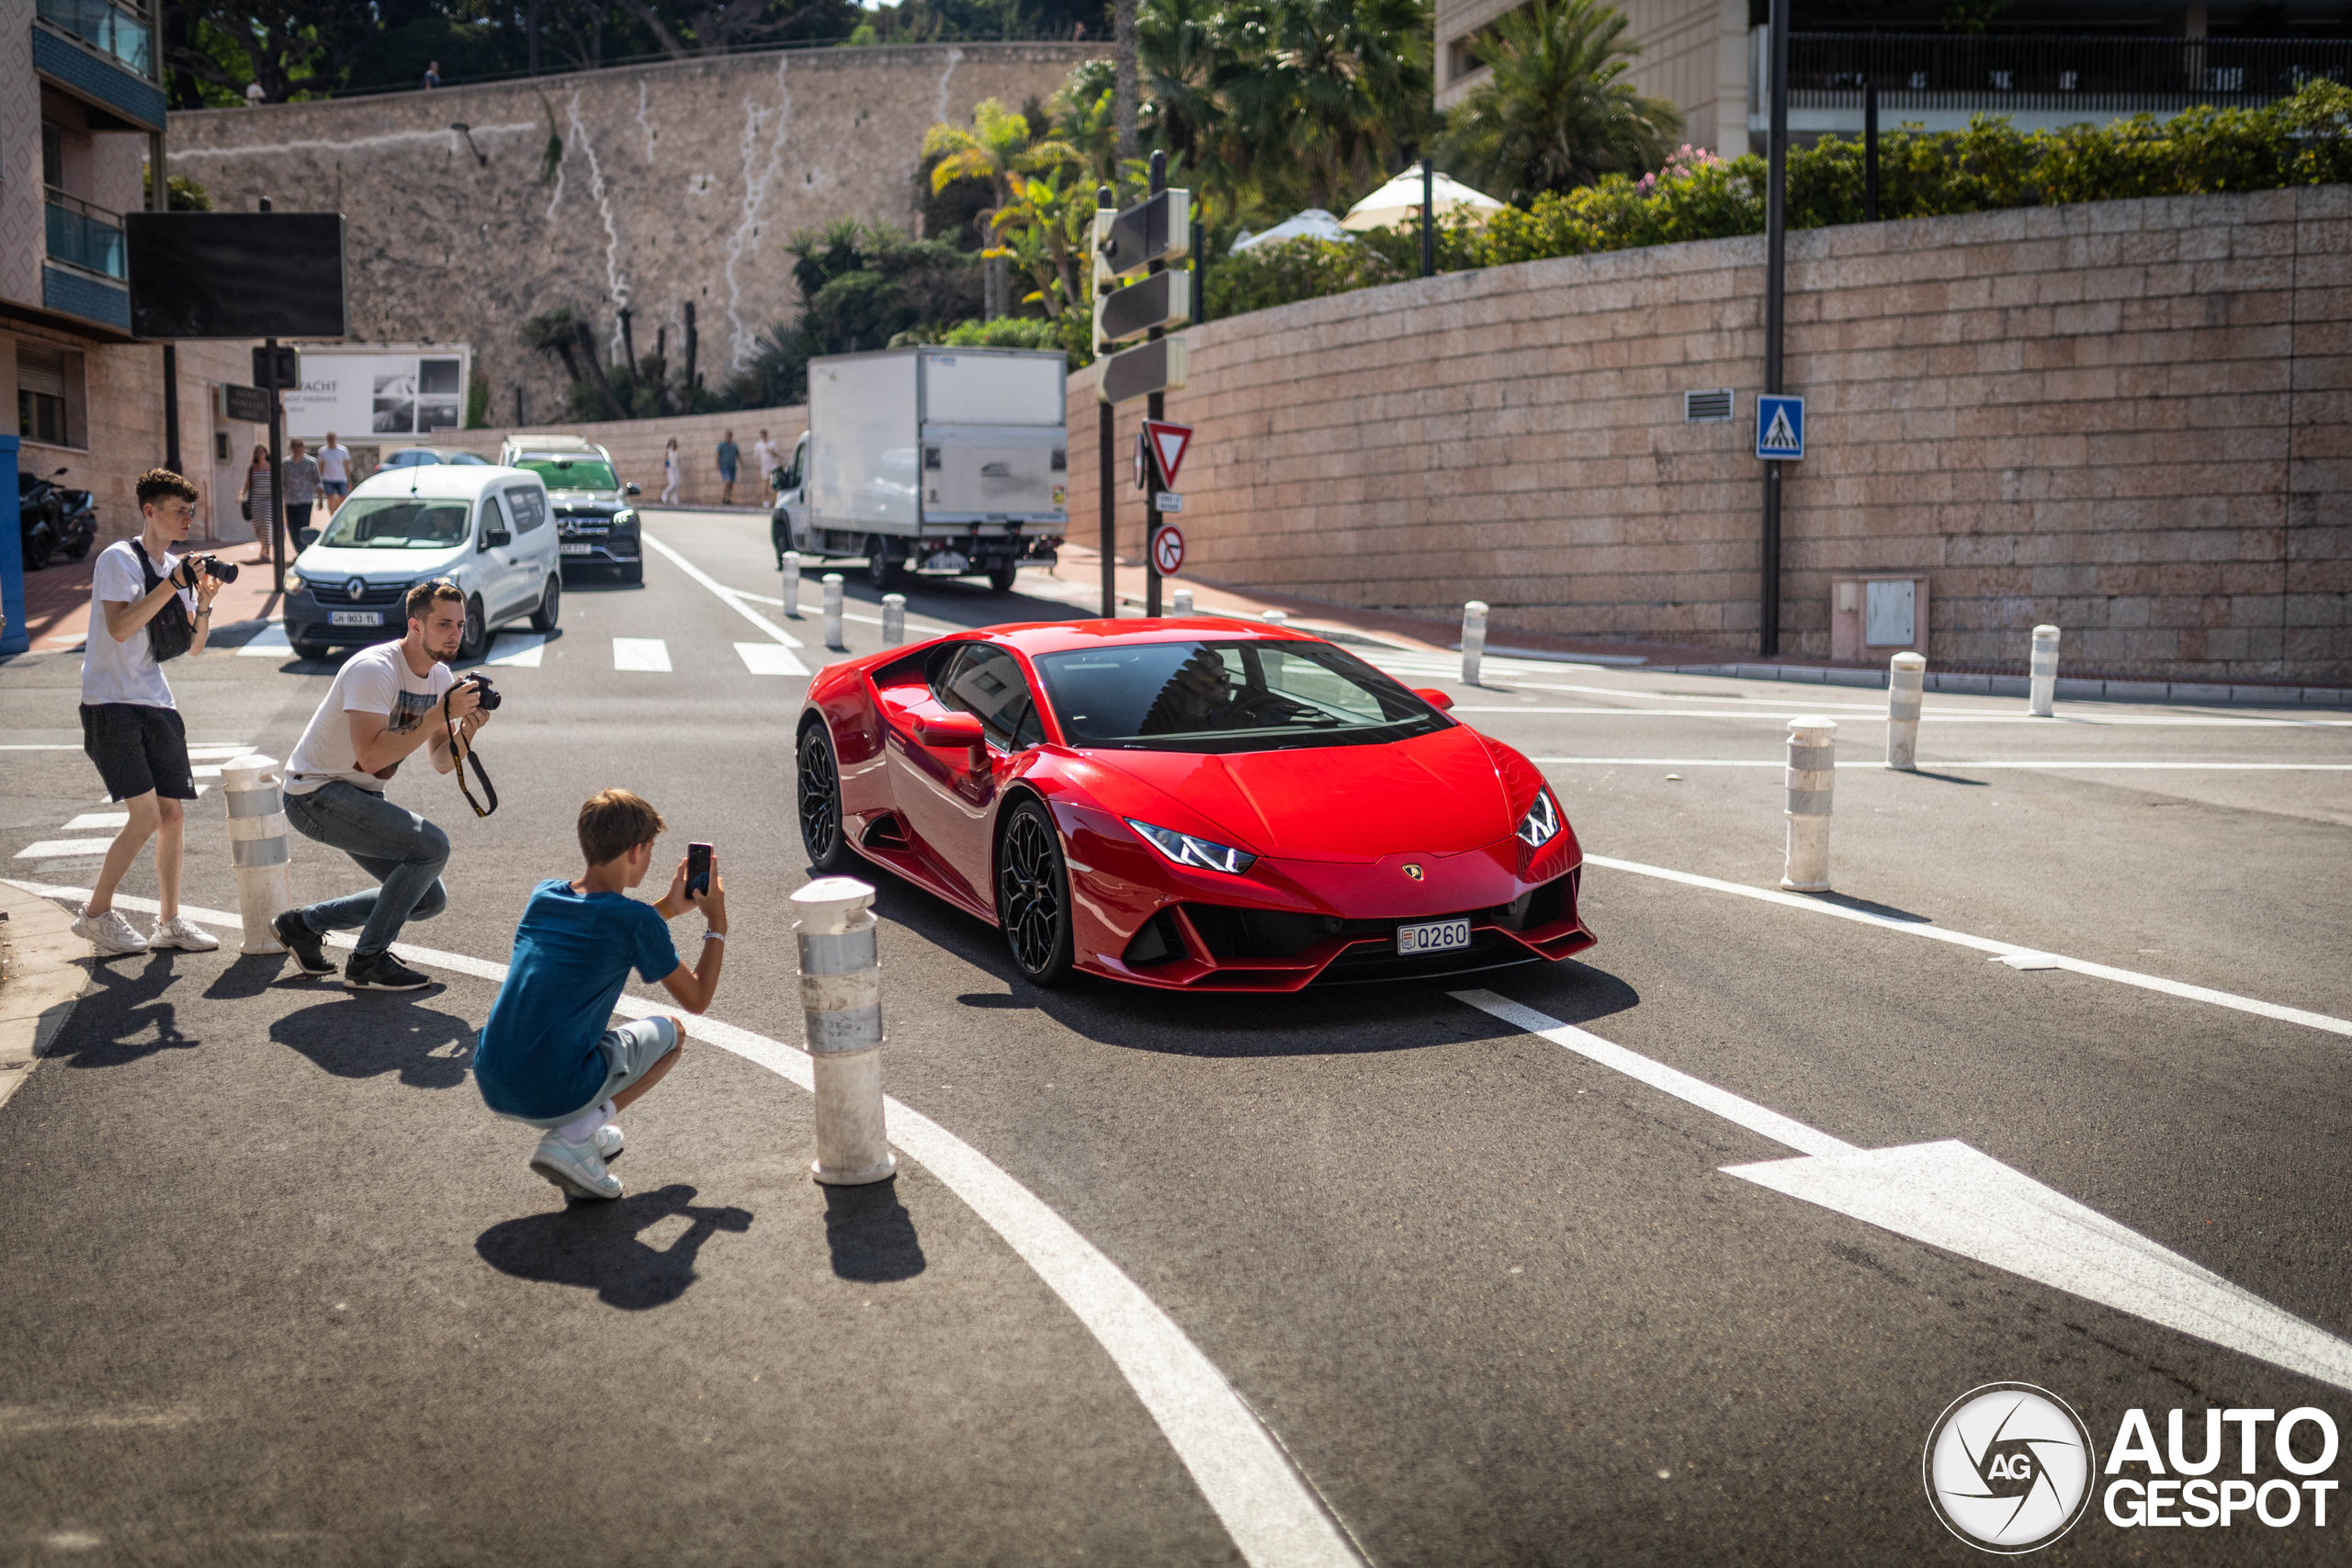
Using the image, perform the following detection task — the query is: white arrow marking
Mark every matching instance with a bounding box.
[1453,989,2352,1393]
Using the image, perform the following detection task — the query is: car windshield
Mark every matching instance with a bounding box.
[1032,639,1448,754]
[514,456,618,490]
[384,450,489,468]
[317,496,472,549]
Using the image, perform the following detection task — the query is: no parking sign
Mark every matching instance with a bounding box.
[1151,525,1185,576]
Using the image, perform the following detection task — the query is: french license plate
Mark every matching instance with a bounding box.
[1396,917,1471,956]
[560,543,596,556]
[328,610,381,627]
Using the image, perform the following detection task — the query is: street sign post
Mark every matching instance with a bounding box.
[1153,492,1182,513]
[1094,158,1194,615]
[1757,393,1804,460]
[1099,188,1191,279]
[1098,335,1188,404]
[1093,270,1191,354]
[1152,525,1185,575]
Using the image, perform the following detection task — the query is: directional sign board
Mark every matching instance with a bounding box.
[1094,270,1192,352]
[1756,393,1804,460]
[1099,188,1192,280]
[1142,421,1193,487]
[218,383,271,423]
[1151,524,1185,576]
[1098,335,1188,404]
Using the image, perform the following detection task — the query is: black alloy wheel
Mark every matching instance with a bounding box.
[996,799,1076,986]
[797,721,851,873]
[458,596,488,661]
[865,535,904,591]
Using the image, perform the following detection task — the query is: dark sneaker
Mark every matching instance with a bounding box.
[274,910,335,976]
[345,951,432,991]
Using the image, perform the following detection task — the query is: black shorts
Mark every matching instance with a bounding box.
[80,703,196,802]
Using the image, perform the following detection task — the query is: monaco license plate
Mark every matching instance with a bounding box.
[560,543,595,556]
[328,610,381,627]
[1396,917,1472,956]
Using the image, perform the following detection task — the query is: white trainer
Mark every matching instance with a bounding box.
[72,907,149,957]
[148,916,221,953]
[529,1132,622,1201]
[593,1122,625,1160]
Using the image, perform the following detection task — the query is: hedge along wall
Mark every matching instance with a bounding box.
[1069,185,2350,683]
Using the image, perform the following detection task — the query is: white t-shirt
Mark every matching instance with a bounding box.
[316,444,351,484]
[81,539,192,709]
[285,641,455,795]
[752,439,778,479]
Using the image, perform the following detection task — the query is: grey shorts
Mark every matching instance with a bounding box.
[505,1016,681,1128]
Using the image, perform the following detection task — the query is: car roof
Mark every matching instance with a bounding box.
[385,447,491,463]
[505,434,601,452]
[969,620,1325,658]
[348,462,538,500]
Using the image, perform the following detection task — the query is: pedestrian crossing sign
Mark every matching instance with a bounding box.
[1756,394,1805,460]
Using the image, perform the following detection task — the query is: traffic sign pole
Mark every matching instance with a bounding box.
[1096,187,1116,620]
[1144,151,1167,620]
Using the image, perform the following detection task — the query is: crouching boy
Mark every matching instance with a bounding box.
[473,789,728,1200]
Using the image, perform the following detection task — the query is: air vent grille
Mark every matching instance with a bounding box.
[1684,388,1734,423]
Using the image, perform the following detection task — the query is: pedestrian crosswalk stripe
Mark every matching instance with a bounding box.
[236,625,293,658]
[612,637,671,672]
[487,633,546,668]
[62,813,129,830]
[15,839,116,860]
[735,642,809,676]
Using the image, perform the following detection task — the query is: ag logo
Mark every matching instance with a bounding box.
[1924,1383,2096,1553]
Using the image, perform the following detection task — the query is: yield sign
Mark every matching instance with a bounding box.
[1142,420,1193,487]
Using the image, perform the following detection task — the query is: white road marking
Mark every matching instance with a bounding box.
[639,531,806,649]
[611,637,672,672]
[1584,854,2352,1039]
[1453,991,2352,1394]
[62,813,128,831]
[1462,706,2352,728]
[735,641,809,676]
[0,881,1363,1568]
[732,588,955,637]
[13,840,116,860]
[485,633,546,668]
[185,744,258,760]
[1530,758,2352,771]
[235,625,294,659]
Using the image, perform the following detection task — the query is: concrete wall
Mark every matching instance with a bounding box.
[428,405,808,506]
[167,43,1100,425]
[1069,186,2351,684]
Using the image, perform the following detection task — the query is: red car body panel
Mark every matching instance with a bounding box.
[798,618,1595,990]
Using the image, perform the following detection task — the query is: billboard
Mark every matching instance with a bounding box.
[280,345,472,442]
[125,212,349,340]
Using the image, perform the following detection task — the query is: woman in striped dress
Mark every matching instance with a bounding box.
[236,443,273,558]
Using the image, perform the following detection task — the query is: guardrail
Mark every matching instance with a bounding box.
[1767,30,2352,117]
[44,188,125,282]
[36,0,152,77]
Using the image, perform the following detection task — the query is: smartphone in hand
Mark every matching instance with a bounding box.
[685,842,713,899]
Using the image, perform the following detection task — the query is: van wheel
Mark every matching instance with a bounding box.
[292,639,330,661]
[459,596,488,660]
[987,564,1018,593]
[529,576,560,632]
[865,536,903,591]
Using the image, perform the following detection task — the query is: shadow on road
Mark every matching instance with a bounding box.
[475,1183,754,1309]
[44,952,197,1068]
[202,952,290,1001]
[270,998,474,1089]
[821,1178,926,1282]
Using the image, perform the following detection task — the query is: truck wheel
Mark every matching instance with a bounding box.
[987,564,1019,593]
[865,536,903,591]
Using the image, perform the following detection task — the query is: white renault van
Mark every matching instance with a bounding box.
[284,462,560,661]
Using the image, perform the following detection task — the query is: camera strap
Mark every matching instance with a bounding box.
[442,689,499,818]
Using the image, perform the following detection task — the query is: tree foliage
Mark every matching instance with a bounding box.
[1439,0,1679,205]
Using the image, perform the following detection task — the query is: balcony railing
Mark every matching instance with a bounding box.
[35,0,153,78]
[46,188,126,281]
[1780,31,2352,117]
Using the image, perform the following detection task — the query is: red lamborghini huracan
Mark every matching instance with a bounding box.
[795,619,1594,990]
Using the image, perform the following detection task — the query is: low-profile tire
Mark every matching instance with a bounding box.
[987,564,1019,593]
[529,575,561,632]
[797,721,854,874]
[865,536,903,592]
[996,798,1077,987]
[458,595,489,661]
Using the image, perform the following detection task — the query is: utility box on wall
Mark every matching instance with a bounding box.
[1831,576,1929,662]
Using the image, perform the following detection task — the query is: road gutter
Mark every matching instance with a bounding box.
[0,881,90,1113]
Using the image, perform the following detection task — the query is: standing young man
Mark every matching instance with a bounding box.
[282,438,322,546]
[74,469,226,957]
[715,429,740,506]
[275,581,488,990]
[315,432,351,514]
[751,429,779,502]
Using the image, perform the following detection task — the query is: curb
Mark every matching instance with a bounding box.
[0,882,90,1113]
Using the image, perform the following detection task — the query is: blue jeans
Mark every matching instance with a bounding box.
[283,780,449,957]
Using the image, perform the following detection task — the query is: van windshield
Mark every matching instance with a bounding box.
[514,456,618,491]
[317,497,473,549]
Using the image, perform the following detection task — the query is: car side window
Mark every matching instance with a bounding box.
[478,492,509,547]
[937,644,1041,750]
[782,437,806,491]
[505,486,548,532]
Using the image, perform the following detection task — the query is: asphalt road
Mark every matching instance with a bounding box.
[5,508,2350,1566]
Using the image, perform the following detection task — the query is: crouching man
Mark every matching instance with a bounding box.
[471,790,728,1201]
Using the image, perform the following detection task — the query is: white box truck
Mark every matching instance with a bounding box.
[770,346,1068,592]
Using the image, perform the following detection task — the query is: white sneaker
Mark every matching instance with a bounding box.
[529,1132,622,1201]
[72,907,149,957]
[147,916,220,953]
[593,1122,624,1160]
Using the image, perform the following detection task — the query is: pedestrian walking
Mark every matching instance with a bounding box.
[423,60,441,90]
[316,432,351,514]
[752,429,779,501]
[73,470,226,958]
[236,442,273,562]
[716,430,740,506]
[282,438,322,547]
[661,437,681,504]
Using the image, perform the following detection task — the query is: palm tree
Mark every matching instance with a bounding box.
[1442,0,1679,204]
[1217,0,1432,212]
[923,98,1084,234]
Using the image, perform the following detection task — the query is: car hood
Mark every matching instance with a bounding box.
[295,544,467,581]
[1079,723,1515,863]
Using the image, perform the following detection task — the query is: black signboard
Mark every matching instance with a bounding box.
[126,212,349,340]
[1099,189,1192,279]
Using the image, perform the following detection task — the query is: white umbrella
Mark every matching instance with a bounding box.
[1340,170,1506,232]
[1228,209,1354,254]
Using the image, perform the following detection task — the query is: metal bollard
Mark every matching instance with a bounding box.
[1462,600,1489,687]
[1262,609,1287,626]
[220,753,294,953]
[881,593,906,646]
[2029,624,2060,716]
[822,573,845,651]
[794,876,896,1186]
[782,551,802,617]
[1886,651,1926,771]
[1781,717,1836,892]
[1170,588,1193,616]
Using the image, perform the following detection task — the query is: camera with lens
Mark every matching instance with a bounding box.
[456,671,502,711]
[175,552,239,587]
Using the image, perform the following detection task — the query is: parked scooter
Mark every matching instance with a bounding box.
[17,467,94,570]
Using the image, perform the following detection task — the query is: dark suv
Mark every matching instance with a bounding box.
[499,435,643,582]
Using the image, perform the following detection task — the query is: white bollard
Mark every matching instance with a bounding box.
[822,573,845,651]
[1170,588,1193,616]
[2029,624,2060,716]
[1887,651,1926,771]
[220,753,294,953]
[881,592,906,646]
[795,876,895,1187]
[782,551,802,617]
[1781,717,1836,892]
[1462,600,1489,687]
[1262,609,1287,626]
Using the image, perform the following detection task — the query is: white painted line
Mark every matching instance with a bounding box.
[1462,706,2352,728]
[192,766,223,779]
[1583,854,2352,1039]
[184,744,258,760]
[235,625,293,659]
[734,641,809,676]
[1452,990,2352,1394]
[93,786,208,802]
[13,840,116,860]
[61,813,128,831]
[611,637,672,672]
[1529,758,2352,771]
[0,745,84,751]
[485,633,546,668]
[639,531,805,649]
[735,589,955,637]
[0,881,1363,1568]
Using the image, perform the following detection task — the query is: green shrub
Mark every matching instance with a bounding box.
[1204,237,1406,320]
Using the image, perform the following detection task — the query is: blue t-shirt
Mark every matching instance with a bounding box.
[475,880,683,1120]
